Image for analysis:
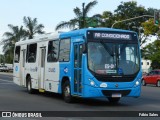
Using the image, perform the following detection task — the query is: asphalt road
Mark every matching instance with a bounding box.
[0,72,159,120]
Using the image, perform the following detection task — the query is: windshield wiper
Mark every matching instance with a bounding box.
[100,41,114,57]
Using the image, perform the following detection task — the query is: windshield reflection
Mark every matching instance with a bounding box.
[88,42,140,76]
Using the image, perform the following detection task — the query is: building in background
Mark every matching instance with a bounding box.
[141,59,152,73]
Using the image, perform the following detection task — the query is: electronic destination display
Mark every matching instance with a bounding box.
[94,32,131,40]
[87,30,138,41]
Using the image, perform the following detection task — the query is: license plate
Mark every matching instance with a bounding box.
[112,93,122,98]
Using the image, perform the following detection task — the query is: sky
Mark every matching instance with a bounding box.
[0,0,160,54]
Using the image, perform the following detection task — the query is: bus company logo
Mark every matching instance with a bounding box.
[64,67,68,74]
[115,84,119,88]
[15,66,18,72]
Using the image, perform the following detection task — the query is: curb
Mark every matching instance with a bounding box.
[0,72,13,76]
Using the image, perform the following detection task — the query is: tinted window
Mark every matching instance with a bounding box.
[59,38,70,62]
[26,43,37,63]
[47,40,59,62]
[14,46,20,63]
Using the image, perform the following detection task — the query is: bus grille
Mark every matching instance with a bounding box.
[102,90,131,97]
[95,76,136,82]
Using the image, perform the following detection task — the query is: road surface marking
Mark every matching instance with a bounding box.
[0,79,13,83]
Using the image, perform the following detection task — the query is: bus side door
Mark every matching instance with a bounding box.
[20,45,26,86]
[38,46,46,90]
[73,43,83,95]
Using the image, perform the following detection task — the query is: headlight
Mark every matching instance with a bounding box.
[88,78,96,86]
[136,81,140,86]
[90,81,95,86]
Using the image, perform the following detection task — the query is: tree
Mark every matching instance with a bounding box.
[142,40,160,69]
[112,1,159,47]
[2,24,26,63]
[55,0,98,30]
[141,8,160,37]
[0,54,4,64]
[113,1,148,29]
[141,18,159,46]
[99,11,113,27]
[23,16,45,39]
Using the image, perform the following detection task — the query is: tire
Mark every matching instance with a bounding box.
[156,80,160,87]
[142,79,146,86]
[62,81,73,103]
[27,76,34,94]
[108,97,120,103]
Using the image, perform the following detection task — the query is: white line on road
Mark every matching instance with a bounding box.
[0,79,13,83]
[0,82,14,84]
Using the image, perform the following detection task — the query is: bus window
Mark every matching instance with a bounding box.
[59,38,70,62]
[14,46,20,63]
[47,40,59,62]
[26,43,37,63]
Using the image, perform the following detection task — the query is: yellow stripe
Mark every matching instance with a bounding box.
[39,89,45,92]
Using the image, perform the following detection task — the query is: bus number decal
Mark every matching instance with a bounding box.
[48,68,56,72]
[30,67,38,72]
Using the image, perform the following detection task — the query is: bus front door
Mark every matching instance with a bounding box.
[73,43,83,95]
[38,47,46,90]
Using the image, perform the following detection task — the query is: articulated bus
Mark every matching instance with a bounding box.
[13,28,142,103]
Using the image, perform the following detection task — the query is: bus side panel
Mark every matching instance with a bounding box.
[58,62,72,93]
[44,62,60,92]
[13,63,21,86]
[25,62,39,89]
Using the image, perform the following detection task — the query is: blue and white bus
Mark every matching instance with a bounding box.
[13,28,142,103]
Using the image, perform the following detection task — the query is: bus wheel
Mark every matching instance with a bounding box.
[108,97,120,103]
[156,80,160,87]
[62,81,73,103]
[27,76,34,94]
[142,79,146,86]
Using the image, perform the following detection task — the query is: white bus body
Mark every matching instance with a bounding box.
[13,33,60,93]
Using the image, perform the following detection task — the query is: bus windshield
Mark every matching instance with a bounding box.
[88,42,140,76]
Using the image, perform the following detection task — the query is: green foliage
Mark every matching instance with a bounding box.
[2,25,26,63]
[55,0,98,30]
[0,54,4,64]
[142,18,159,36]
[2,17,45,63]
[1,1,160,64]
[23,16,45,39]
[142,40,160,69]
[100,11,113,27]
[113,1,148,29]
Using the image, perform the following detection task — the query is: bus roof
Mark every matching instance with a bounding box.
[15,32,60,46]
[59,28,137,39]
[15,28,137,46]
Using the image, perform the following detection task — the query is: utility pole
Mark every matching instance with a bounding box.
[82,3,85,28]
[111,15,154,28]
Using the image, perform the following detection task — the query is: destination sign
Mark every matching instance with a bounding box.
[93,32,131,40]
